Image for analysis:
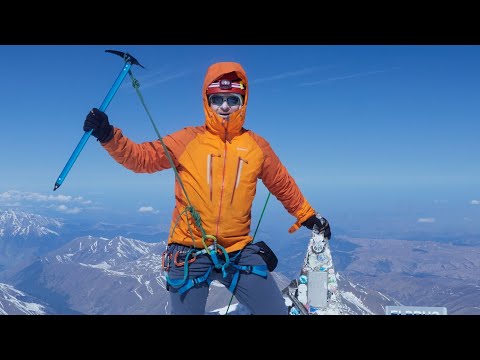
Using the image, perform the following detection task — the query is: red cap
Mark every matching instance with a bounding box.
[206,72,246,96]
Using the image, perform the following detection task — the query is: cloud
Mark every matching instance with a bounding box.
[470,200,480,205]
[138,206,159,214]
[417,217,435,223]
[0,190,91,204]
[300,67,399,86]
[0,190,93,213]
[251,66,331,84]
[54,205,82,214]
[124,70,188,90]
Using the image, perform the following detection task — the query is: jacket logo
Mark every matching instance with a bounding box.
[236,147,248,152]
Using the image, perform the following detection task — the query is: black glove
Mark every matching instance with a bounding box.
[302,214,331,240]
[84,108,114,143]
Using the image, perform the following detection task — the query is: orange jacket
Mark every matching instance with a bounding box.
[102,62,316,253]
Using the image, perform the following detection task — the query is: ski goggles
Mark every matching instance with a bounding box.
[208,94,243,107]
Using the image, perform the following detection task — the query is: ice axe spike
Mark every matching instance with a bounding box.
[53,50,144,191]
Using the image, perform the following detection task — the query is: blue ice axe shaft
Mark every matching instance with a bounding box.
[53,51,143,191]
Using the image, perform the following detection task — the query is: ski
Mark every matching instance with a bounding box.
[283,230,343,315]
[282,279,309,315]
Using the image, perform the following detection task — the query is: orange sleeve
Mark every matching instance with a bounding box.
[250,133,316,233]
[101,126,202,173]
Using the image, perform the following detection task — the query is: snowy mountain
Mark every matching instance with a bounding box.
[273,230,480,315]
[3,234,395,315]
[337,274,403,314]
[3,209,473,314]
[6,235,254,314]
[210,271,398,315]
[7,236,167,314]
[0,209,171,274]
[0,210,62,238]
[0,210,64,271]
[0,282,51,315]
[51,235,155,267]
[332,236,480,315]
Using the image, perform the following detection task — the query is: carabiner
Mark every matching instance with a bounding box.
[173,251,197,267]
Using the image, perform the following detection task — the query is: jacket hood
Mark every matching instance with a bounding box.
[203,62,248,140]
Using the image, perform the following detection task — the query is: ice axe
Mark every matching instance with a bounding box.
[53,50,144,191]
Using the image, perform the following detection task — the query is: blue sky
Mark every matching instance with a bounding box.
[1,45,480,236]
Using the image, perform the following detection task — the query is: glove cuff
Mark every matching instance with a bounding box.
[99,125,114,143]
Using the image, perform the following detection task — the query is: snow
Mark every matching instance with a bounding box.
[209,301,252,315]
[145,280,154,295]
[84,261,112,270]
[134,288,143,300]
[341,291,375,314]
[78,262,124,275]
[0,283,46,315]
[90,240,98,253]
[155,276,168,290]
[0,210,62,239]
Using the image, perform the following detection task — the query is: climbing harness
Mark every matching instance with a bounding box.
[165,248,268,295]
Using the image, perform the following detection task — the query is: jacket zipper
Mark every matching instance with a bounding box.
[215,132,228,238]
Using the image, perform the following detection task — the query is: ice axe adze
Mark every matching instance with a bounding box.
[53,50,144,191]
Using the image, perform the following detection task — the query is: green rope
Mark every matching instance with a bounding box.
[225,192,271,315]
[225,291,235,314]
[252,192,271,241]
[128,72,209,248]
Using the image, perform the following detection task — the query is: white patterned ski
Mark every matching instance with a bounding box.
[282,231,343,315]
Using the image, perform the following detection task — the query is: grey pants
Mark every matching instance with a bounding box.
[165,243,287,315]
